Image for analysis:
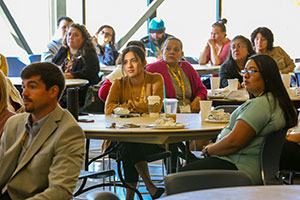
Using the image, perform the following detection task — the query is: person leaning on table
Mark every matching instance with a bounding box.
[198,18,231,66]
[105,46,165,200]
[251,27,295,74]
[219,35,256,88]
[180,54,297,184]
[0,62,85,199]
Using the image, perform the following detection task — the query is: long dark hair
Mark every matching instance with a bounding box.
[121,46,146,76]
[248,54,297,128]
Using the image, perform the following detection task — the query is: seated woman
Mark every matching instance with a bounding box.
[198,19,230,66]
[94,25,119,66]
[52,23,100,107]
[0,53,8,76]
[147,37,207,171]
[0,70,15,137]
[147,37,207,113]
[180,54,297,184]
[219,35,256,88]
[105,46,165,200]
[7,78,24,113]
[251,27,295,74]
[99,40,145,102]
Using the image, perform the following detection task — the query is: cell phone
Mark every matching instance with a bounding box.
[78,119,95,123]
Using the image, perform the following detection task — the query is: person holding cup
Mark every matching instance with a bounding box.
[105,46,166,200]
[180,54,297,184]
[219,35,255,88]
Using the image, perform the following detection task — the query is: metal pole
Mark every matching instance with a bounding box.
[147,0,156,34]
[0,0,33,54]
[82,0,86,25]
[216,0,222,21]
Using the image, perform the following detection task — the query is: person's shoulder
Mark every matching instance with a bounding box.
[146,71,163,81]
[272,46,286,54]
[146,59,165,70]
[5,112,28,126]
[141,35,150,43]
[180,60,194,70]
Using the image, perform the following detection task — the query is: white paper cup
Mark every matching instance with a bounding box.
[210,77,220,90]
[147,96,161,117]
[199,100,212,121]
[228,79,238,91]
[163,98,178,121]
[281,74,291,89]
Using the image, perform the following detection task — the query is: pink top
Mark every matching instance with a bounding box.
[98,79,112,102]
[146,59,207,101]
[0,108,15,138]
[206,38,231,65]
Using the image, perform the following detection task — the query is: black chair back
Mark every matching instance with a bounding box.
[260,129,287,185]
[164,170,253,195]
[295,72,300,87]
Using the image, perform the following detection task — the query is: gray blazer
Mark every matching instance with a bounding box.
[0,106,85,200]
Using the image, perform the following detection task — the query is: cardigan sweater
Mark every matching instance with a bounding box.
[146,59,207,101]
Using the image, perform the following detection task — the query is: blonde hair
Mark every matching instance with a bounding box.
[0,70,8,113]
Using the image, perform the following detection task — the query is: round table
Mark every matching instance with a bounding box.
[162,185,300,200]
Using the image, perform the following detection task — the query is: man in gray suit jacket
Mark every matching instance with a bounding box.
[0,62,85,199]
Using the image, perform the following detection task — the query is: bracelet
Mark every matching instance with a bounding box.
[203,147,210,158]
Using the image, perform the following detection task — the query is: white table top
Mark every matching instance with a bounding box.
[162,185,300,200]
[8,77,89,87]
[79,113,226,144]
[100,64,220,75]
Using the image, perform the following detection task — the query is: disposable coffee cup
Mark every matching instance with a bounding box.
[210,77,220,90]
[281,74,291,89]
[163,98,178,121]
[147,96,161,117]
[228,79,238,91]
[200,100,212,121]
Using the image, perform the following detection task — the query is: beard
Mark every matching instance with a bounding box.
[150,34,167,46]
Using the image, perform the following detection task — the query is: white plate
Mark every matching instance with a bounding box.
[151,124,186,129]
[208,95,225,99]
[205,119,229,123]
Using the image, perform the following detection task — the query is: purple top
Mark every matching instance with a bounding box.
[146,59,207,101]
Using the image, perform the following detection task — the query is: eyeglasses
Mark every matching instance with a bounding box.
[231,44,246,50]
[100,31,112,37]
[241,69,259,75]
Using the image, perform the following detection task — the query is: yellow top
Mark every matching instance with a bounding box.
[105,72,164,115]
[0,54,8,76]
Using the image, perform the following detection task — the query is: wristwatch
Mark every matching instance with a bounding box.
[203,147,210,158]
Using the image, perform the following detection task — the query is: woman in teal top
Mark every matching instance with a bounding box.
[180,54,297,184]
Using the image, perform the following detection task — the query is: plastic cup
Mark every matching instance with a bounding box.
[163,98,178,121]
[281,74,291,89]
[228,79,238,91]
[210,77,220,90]
[200,100,212,121]
[147,96,161,117]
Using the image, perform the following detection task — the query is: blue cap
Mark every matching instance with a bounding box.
[149,17,165,33]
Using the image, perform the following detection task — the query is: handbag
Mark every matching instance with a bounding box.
[81,80,105,114]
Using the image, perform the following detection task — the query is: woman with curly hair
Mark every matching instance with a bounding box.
[52,23,100,106]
